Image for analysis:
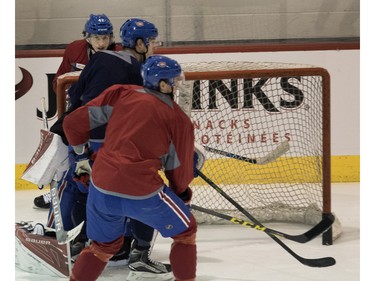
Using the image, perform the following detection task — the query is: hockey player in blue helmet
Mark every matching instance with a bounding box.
[33,13,118,210]
[119,18,161,62]
[142,55,184,94]
[68,18,161,109]
[83,14,115,53]
[64,55,197,281]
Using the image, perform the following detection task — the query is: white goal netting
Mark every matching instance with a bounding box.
[177,61,341,243]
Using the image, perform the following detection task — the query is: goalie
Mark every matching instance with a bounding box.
[63,55,200,281]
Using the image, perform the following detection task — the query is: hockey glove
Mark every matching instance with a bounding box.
[193,152,199,177]
[193,143,206,177]
[179,187,193,205]
[72,148,93,187]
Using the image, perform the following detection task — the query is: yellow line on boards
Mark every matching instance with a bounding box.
[15,155,359,190]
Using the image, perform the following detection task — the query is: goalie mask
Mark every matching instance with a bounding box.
[120,18,159,48]
[141,55,184,93]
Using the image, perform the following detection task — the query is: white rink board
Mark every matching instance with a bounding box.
[15,49,359,163]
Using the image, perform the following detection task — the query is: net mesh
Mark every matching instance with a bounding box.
[177,61,328,226]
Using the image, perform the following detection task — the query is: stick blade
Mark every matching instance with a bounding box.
[301,256,336,268]
[298,213,335,243]
[56,221,84,245]
[256,140,290,164]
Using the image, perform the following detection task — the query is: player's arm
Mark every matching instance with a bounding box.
[53,44,79,93]
[164,110,196,196]
[53,41,88,93]
[63,85,130,152]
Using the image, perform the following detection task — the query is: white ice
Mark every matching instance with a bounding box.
[14,183,360,281]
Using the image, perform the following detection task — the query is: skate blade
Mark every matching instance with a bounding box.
[107,258,129,267]
[126,270,174,281]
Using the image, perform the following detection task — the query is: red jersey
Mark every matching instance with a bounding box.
[53,39,119,92]
[63,84,195,198]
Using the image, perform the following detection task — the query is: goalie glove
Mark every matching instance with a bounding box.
[193,143,206,177]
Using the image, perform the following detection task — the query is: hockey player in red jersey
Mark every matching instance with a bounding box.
[64,55,197,281]
[52,14,119,93]
[34,13,118,209]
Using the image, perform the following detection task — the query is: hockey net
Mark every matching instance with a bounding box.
[177,61,341,244]
[56,61,341,244]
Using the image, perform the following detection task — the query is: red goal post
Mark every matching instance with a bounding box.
[56,61,341,245]
[56,71,81,118]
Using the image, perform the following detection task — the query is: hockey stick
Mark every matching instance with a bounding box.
[204,140,290,165]
[190,204,334,244]
[40,97,49,130]
[50,179,84,245]
[40,97,84,245]
[196,169,336,268]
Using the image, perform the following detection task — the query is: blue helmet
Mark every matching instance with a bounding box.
[84,14,113,36]
[120,18,158,48]
[141,56,182,90]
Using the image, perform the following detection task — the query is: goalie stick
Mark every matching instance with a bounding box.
[190,204,334,244]
[40,97,49,130]
[196,169,336,268]
[50,179,84,245]
[204,140,290,165]
[40,97,84,245]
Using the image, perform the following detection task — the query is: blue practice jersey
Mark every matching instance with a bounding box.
[68,50,143,110]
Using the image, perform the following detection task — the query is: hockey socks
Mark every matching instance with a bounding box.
[70,247,107,281]
[71,238,124,281]
[170,243,196,281]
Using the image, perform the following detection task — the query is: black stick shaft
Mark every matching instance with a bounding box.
[191,204,334,243]
[196,170,336,268]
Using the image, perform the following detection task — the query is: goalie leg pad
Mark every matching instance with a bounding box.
[15,224,70,277]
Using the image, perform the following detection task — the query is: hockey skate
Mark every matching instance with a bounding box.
[126,248,173,281]
[33,192,51,209]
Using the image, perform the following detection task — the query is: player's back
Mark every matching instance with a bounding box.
[89,85,193,197]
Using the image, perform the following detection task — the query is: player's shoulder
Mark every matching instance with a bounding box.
[66,39,88,49]
[99,50,141,66]
[105,84,143,93]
